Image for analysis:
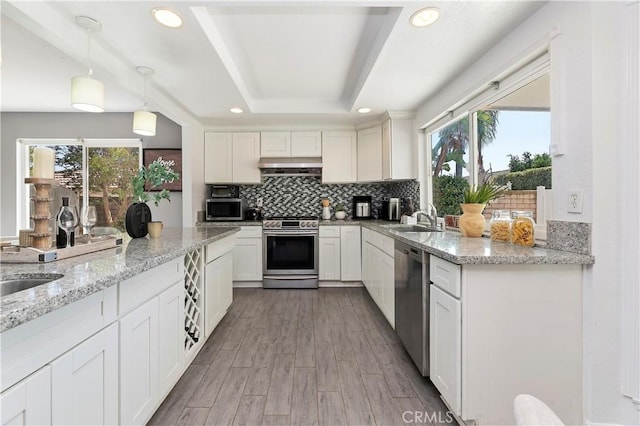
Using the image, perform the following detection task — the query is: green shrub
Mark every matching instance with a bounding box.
[433,176,468,216]
[495,166,552,190]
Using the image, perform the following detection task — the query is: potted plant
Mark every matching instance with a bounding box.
[459,181,506,237]
[125,158,180,238]
[334,203,347,220]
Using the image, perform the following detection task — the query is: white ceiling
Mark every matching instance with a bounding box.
[1,1,546,126]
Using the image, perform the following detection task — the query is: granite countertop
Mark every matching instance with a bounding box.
[361,223,595,266]
[0,227,240,333]
[196,220,263,226]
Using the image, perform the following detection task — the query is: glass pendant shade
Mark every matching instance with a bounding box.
[133,110,157,136]
[71,76,104,112]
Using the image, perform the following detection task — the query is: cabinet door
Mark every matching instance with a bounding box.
[120,298,159,425]
[158,282,184,395]
[50,323,118,426]
[204,132,233,183]
[368,246,382,305]
[430,285,461,415]
[205,251,233,337]
[260,132,291,157]
[382,119,392,180]
[319,237,341,280]
[232,132,261,183]
[340,226,361,281]
[380,252,395,328]
[233,238,263,281]
[291,131,322,157]
[321,131,357,183]
[357,126,382,182]
[1,367,51,426]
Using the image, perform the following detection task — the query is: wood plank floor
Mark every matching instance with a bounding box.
[149,287,448,426]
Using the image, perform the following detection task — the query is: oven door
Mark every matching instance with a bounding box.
[263,230,319,276]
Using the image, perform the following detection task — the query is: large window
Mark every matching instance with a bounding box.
[18,139,142,234]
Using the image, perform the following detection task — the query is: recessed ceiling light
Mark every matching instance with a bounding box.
[357,107,371,114]
[230,107,243,114]
[410,7,440,27]
[152,8,183,28]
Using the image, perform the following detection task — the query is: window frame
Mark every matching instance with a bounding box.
[16,138,142,235]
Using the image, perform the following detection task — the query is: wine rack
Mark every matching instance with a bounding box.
[184,248,203,355]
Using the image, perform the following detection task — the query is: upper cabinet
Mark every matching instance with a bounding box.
[260,131,321,158]
[205,132,261,184]
[382,117,416,180]
[357,126,383,182]
[322,131,357,183]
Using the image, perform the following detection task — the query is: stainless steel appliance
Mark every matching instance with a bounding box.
[209,185,236,198]
[382,198,401,221]
[394,240,430,376]
[205,198,243,221]
[353,195,372,219]
[263,216,319,289]
[258,158,322,177]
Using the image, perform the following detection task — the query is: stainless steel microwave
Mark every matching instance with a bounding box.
[205,198,243,221]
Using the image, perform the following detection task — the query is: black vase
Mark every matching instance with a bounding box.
[125,202,152,238]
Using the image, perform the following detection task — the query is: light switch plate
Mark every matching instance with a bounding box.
[567,191,583,213]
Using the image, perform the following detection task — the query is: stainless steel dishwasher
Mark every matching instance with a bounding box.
[394,240,429,376]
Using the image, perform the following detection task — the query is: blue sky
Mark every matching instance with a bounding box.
[481,110,550,172]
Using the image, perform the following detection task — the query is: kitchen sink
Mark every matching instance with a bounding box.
[387,225,442,233]
[0,274,63,297]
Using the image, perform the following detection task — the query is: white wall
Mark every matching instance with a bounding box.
[416,2,638,424]
[0,112,183,236]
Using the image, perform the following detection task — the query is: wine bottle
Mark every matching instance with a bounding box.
[56,197,75,248]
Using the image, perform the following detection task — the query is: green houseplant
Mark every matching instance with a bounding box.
[125,159,180,238]
[334,203,347,220]
[459,181,506,237]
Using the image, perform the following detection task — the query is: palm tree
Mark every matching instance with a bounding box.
[432,111,499,178]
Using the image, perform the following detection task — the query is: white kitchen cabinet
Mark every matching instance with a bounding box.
[232,132,261,183]
[430,284,462,415]
[357,126,382,182]
[382,117,416,180]
[0,366,51,426]
[205,250,233,337]
[340,226,361,281]
[319,235,341,281]
[119,297,158,425]
[204,132,233,183]
[360,228,394,327]
[291,131,322,157]
[51,323,118,426]
[380,252,395,327]
[260,132,291,157]
[158,283,185,395]
[204,132,261,184]
[322,131,357,183]
[232,227,263,282]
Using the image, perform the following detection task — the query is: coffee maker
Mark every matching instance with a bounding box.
[352,195,372,219]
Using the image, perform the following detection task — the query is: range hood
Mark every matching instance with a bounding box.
[258,157,322,177]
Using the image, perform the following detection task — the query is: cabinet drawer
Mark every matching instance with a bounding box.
[430,256,461,298]
[206,236,235,263]
[119,258,184,315]
[380,235,394,257]
[237,226,262,238]
[319,226,340,238]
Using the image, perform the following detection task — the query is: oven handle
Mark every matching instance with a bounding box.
[263,230,319,236]
[263,275,319,280]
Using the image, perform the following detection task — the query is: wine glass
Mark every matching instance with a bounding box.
[57,205,79,249]
[80,206,97,242]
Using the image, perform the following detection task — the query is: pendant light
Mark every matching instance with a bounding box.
[133,66,157,136]
[71,16,104,112]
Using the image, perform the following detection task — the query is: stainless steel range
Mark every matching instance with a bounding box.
[262,216,319,289]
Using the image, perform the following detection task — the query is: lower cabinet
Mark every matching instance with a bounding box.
[51,323,118,425]
[361,228,394,327]
[232,227,262,282]
[0,366,51,426]
[119,281,183,425]
[429,284,462,415]
[205,250,233,337]
[319,236,341,280]
[319,225,362,282]
[340,226,361,281]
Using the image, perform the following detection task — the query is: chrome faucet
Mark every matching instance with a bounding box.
[415,203,438,228]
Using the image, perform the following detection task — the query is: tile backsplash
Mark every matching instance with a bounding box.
[237,176,420,218]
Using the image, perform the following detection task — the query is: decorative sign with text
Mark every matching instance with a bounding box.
[143,149,182,192]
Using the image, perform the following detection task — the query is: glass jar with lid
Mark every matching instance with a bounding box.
[511,211,535,247]
[489,210,512,242]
